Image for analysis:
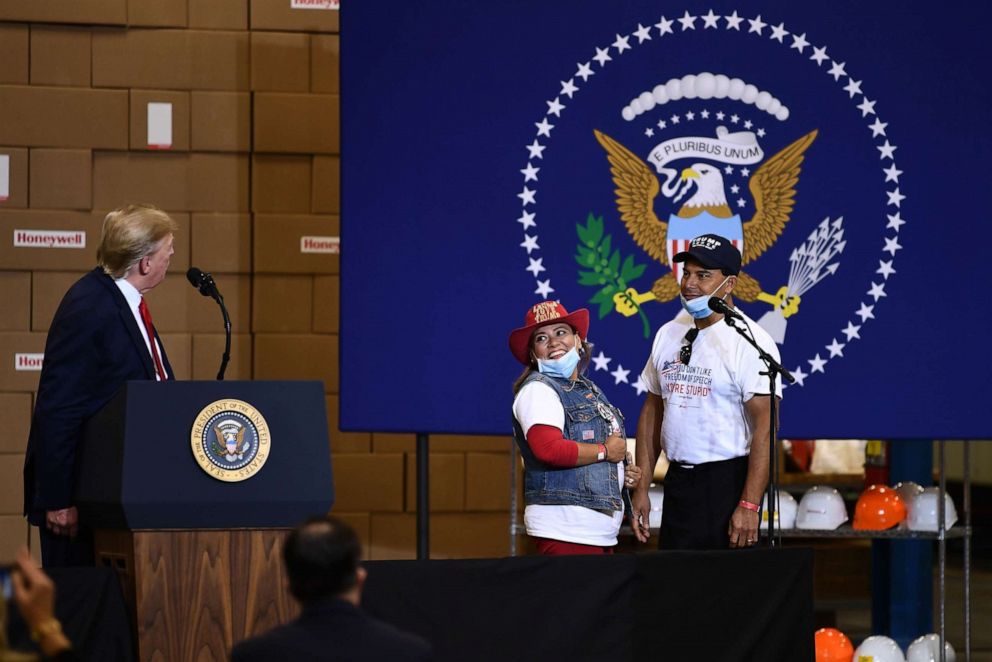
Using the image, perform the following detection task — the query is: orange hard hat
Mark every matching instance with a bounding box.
[815,627,854,662]
[853,484,907,530]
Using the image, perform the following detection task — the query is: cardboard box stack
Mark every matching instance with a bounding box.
[0,0,515,563]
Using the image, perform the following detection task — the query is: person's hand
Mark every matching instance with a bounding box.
[630,489,651,543]
[728,506,760,548]
[12,547,72,656]
[46,506,78,538]
[624,460,642,491]
[604,435,626,463]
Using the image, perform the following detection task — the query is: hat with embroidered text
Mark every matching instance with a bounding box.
[508,301,589,365]
[672,233,742,275]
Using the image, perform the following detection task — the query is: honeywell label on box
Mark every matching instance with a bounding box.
[14,229,86,249]
[291,0,339,9]
[301,235,340,254]
[147,102,173,149]
[0,155,9,201]
[15,353,44,371]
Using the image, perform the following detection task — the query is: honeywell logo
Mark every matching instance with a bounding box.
[14,229,86,249]
[301,235,340,254]
[15,353,44,371]
[291,0,338,9]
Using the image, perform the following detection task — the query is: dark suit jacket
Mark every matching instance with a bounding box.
[230,599,433,662]
[23,267,174,521]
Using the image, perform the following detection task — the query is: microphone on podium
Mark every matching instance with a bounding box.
[186,267,219,300]
[708,296,745,322]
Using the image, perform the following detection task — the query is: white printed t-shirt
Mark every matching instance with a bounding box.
[640,309,782,465]
[513,380,625,547]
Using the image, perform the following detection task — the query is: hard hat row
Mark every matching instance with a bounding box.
[816,628,955,662]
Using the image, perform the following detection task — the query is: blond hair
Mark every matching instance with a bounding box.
[97,204,177,279]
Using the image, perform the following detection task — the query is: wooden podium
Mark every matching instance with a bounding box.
[75,381,334,661]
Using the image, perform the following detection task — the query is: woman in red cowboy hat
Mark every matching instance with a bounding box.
[509,300,641,555]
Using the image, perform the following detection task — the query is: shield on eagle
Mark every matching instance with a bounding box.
[667,212,744,282]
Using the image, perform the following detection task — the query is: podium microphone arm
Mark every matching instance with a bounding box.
[186,267,231,380]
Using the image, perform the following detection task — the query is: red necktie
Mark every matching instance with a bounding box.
[138,299,168,381]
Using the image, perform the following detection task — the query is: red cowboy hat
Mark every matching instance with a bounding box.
[508,301,589,365]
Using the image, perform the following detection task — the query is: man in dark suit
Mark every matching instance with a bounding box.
[23,204,177,567]
[231,516,433,662]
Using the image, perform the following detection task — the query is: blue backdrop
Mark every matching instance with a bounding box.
[341,0,992,438]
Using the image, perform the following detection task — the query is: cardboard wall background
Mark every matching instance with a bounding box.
[0,3,515,563]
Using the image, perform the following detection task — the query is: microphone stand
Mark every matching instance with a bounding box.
[209,286,231,381]
[721,313,794,547]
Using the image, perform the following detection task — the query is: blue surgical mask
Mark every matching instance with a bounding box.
[680,276,731,319]
[537,347,581,379]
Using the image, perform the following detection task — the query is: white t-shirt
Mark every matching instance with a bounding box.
[641,309,782,465]
[512,380,624,547]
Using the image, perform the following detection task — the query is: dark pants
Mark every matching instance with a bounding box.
[659,455,749,550]
[39,523,95,567]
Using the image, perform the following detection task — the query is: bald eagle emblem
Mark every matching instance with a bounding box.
[212,420,249,461]
[593,126,817,319]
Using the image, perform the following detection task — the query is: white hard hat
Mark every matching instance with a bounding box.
[906,487,958,532]
[796,485,848,530]
[853,635,906,662]
[760,490,798,530]
[906,633,956,662]
[648,485,664,529]
[894,481,924,529]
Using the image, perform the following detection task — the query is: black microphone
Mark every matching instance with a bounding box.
[708,296,745,321]
[186,267,217,299]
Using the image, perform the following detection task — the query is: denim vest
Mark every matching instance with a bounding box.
[512,372,625,512]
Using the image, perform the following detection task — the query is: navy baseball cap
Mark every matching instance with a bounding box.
[672,233,741,275]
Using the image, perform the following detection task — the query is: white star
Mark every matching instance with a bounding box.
[535,279,554,298]
[842,321,862,341]
[790,32,809,52]
[867,281,887,302]
[886,188,905,207]
[575,62,594,82]
[886,213,906,231]
[612,33,631,53]
[756,128,766,137]
[883,236,902,256]
[715,111,725,120]
[633,23,652,43]
[843,78,863,98]
[526,257,545,277]
[740,167,751,176]
[685,111,695,120]
[610,364,631,384]
[869,118,888,137]
[700,109,710,118]
[791,366,807,387]
[671,114,681,124]
[655,16,674,36]
[827,61,847,81]
[593,47,612,66]
[856,302,875,321]
[535,118,554,137]
[730,184,740,194]
[725,11,744,30]
[856,97,876,117]
[656,119,667,129]
[826,338,846,358]
[518,186,536,205]
[737,198,746,208]
[730,114,740,123]
[592,351,611,371]
[808,354,827,374]
[520,234,539,254]
[748,14,767,35]
[810,46,829,65]
[526,140,545,159]
[877,140,897,160]
[633,376,648,395]
[560,79,578,99]
[701,9,720,28]
[724,165,734,174]
[877,260,896,279]
[520,163,540,182]
[769,23,788,42]
[546,97,565,117]
[645,128,655,137]
[743,120,753,129]
[678,10,697,31]
[517,211,536,230]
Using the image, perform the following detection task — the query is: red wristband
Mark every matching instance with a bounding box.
[738,499,760,512]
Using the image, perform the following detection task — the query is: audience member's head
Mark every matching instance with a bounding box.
[283,516,366,606]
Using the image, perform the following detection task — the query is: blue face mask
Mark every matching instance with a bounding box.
[537,346,581,379]
[680,276,731,319]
